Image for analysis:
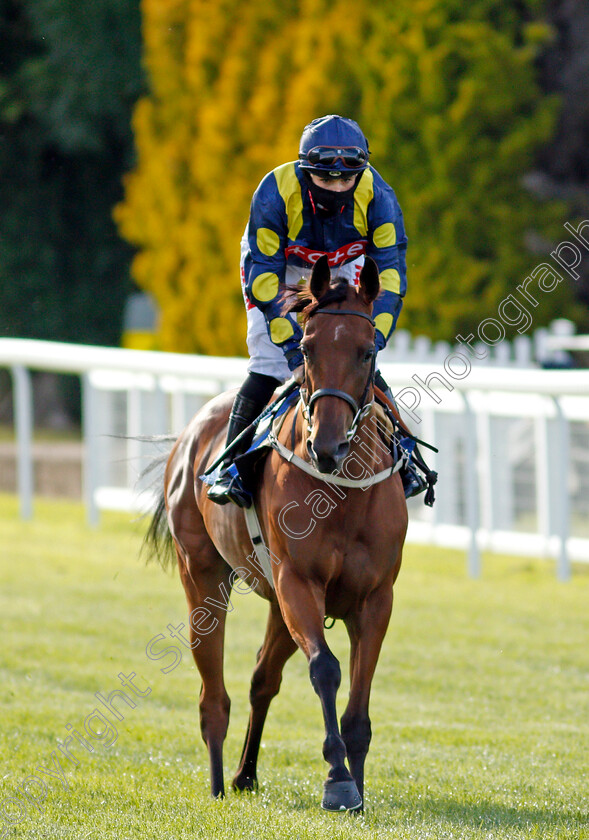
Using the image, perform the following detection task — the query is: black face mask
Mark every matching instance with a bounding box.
[306,176,358,216]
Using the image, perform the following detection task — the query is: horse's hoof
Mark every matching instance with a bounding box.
[321,779,362,812]
[232,774,258,793]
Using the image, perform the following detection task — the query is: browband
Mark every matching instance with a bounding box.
[312,308,375,326]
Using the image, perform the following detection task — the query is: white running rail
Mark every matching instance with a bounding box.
[1,337,588,580]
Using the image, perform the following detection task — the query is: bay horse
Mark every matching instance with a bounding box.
[146,255,408,811]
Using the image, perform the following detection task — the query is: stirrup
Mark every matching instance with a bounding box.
[207,470,252,509]
[401,462,427,499]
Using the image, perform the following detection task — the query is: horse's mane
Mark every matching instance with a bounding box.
[282,278,350,325]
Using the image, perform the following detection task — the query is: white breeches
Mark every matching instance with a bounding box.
[240,229,364,381]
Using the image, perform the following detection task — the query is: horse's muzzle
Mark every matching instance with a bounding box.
[307,438,350,474]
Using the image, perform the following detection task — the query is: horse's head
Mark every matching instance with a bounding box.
[294,255,380,474]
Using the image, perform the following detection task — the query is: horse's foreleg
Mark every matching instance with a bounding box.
[276,568,361,812]
[176,544,233,799]
[342,586,393,805]
[232,600,297,793]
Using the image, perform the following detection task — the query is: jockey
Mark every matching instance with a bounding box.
[208,114,422,507]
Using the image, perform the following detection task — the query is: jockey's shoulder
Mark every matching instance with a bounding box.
[367,167,402,210]
[253,162,306,211]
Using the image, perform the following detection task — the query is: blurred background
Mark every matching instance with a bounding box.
[1,0,588,362]
[0,0,588,543]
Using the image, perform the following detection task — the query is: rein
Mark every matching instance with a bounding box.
[301,307,376,441]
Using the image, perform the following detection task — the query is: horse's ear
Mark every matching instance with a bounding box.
[358,257,380,305]
[310,255,331,300]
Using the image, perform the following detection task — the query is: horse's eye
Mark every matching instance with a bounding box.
[363,348,374,363]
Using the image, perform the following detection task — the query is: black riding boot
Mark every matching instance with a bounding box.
[207,372,281,508]
[374,369,427,499]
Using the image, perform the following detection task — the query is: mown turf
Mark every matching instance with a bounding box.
[0,494,587,839]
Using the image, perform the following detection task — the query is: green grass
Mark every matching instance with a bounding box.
[0,493,587,839]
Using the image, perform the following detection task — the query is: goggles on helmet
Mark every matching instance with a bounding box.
[300,145,368,169]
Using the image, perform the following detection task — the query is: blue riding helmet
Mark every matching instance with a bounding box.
[298,115,370,174]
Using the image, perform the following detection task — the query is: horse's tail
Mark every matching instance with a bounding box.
[139,436,177,572]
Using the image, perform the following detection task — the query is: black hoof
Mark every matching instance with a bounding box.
[232,774,258,793]
[321,779,362,812]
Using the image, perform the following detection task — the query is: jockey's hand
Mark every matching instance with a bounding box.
[293,365,305,385]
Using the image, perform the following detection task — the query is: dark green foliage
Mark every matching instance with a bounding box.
[0,0,588,353]
[0,0,144,346]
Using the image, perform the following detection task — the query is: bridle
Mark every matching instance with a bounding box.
[301,308,376,442]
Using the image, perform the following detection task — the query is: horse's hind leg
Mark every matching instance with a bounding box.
[174,535,233,799]
[341,586,393,805]
[232,600,297,792]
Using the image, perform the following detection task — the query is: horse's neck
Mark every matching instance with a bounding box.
[353,404,396,470]
[291,399,307,456]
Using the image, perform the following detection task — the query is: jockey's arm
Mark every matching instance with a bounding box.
[366,182,408,352]
[244,173,304,371]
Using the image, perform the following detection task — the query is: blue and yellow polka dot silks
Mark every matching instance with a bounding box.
[244,161,407,361]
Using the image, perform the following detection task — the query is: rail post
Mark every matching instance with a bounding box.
[11,365,34,520]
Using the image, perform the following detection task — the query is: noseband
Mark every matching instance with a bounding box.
[302,308,376,441]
